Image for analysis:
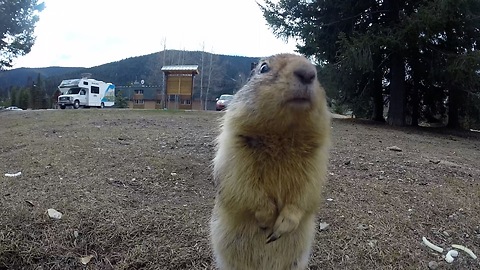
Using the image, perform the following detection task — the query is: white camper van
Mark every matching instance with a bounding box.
[57,78,115,109]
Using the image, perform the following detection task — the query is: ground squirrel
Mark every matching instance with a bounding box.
[210,53,331,270]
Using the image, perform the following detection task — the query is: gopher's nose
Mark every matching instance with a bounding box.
[294,66,316,85]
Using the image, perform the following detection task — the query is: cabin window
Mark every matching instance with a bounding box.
[181,99,191,105]
[83,81,88,85]
[91,86,100,94]
[156,100,162,104]
[134,99,144,104]
[134,89,144,94]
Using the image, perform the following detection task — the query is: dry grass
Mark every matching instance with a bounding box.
[0,109,479,269]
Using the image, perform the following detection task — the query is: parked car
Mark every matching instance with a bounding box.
[216,94,234,111]
[5,106,23,111]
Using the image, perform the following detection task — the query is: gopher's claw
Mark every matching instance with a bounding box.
[266,232,280,244]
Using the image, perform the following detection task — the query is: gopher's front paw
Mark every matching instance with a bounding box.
[266,205,303,243]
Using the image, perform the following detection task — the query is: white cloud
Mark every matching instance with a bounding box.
[11,0,297,68]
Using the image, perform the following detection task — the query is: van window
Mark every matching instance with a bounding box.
[91,86,100,94]
[67,88,81,94]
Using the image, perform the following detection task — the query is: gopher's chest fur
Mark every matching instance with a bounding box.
[227,132,325,206]
[237,130,323,157]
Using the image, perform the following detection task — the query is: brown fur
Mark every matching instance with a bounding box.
[210,53,331,270]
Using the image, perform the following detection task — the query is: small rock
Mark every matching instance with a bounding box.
[171,172,177,176]
[357,224,369,230]
[326,198,334,202]
[443,231,450,237]
[73,230,79,238]
[387,146,402,152]
[80,255,94,265]
[428,261,438,269]
[448,213,458,220]
[367,239,377,248]
[429,160,441,164]
[47,208,62,220]
[344,160,351,165]
[319,222,329,231]
[367,211,373,215]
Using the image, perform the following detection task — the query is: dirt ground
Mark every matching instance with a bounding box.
[0,109,479,270]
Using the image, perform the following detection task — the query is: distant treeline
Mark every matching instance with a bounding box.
[0,50,260,108]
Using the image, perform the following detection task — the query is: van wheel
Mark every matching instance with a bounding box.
[100,102,105,109]
[73,100,80,109]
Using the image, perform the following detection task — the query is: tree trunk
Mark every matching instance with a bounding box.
[205,52,214,110]
[387,53,406,126]
[410,87,420,127]
[200,43,205,110]
[447,88,460,129]
[409,59,420,127]
[371,62,385,122]
[385,0,406,126]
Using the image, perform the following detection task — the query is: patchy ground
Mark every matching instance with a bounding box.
[0,109,479,270]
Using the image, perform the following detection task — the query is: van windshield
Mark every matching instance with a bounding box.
[66,88,82,94]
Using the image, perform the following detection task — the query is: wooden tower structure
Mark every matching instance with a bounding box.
[161,65,199,110]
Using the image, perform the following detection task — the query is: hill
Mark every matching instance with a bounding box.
[0,67,84,89]
[0,50,259,100]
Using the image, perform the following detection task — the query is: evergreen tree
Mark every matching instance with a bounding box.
[261,0,480,128]
[18,87,30,109]
[10,86,19,106]
[115,90,128,108]
[0,0,45,69]
[29,73,46,109]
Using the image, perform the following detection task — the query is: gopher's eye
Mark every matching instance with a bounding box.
[259,63,270,74]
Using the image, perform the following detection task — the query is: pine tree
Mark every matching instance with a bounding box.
[0,1,45,69]
[261,0,480,128]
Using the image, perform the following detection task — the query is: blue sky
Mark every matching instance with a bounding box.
[11,0,297,69]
